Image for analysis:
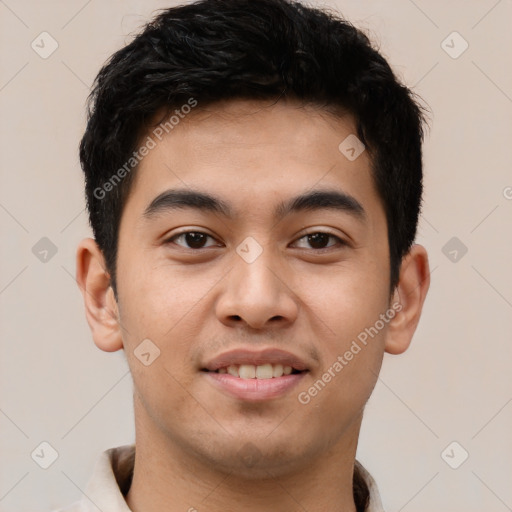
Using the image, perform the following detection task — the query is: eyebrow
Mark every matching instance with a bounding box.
[142,187,366,222]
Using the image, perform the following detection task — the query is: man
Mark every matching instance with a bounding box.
[63,0,430,510]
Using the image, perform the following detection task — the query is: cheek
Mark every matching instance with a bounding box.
[117,261,204,421]
[117,254,209,340]
[296,255,389,339]
[295,259,389,404]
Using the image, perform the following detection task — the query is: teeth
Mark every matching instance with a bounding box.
[239,364,256,379]
[217,364,295,379]
[256,363,273,379]
[272,364,283,377]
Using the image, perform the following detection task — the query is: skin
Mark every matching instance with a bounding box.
[76,98,430,512]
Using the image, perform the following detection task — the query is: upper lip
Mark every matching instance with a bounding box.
[202,348,309,372]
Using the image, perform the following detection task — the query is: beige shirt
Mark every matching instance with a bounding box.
[55,444,385,512]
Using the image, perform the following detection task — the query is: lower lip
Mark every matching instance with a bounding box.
[203,371,307,401]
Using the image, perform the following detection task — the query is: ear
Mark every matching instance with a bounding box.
[384,244,430,355]
[75,238,123,352]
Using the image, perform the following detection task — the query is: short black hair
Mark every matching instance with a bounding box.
[80,0,427,297]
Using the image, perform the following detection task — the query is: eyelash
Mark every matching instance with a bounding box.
[165,230,347,251]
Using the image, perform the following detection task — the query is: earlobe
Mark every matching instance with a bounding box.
[384,244,430,355]
[76,238,124,352]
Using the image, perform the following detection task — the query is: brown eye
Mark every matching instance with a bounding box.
[293,232,345,250]
[168,231,219,249]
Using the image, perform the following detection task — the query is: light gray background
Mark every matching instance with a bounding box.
[1,1,511,511]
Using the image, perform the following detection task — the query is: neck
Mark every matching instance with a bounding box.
[125,406,364,512]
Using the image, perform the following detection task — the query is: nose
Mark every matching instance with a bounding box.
[215,246,299,330]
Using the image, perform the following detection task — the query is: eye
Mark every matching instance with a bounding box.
[165,230,346,251]
[292,232,346,250]
[166,231,221,249]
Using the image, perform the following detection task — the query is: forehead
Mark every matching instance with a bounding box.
[122,99,384,227]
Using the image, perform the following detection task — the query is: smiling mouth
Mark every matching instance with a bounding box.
[202,363,304,379]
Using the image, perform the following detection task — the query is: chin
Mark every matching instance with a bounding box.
[193,436,318,480]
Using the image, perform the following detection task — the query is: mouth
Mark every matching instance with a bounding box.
[201,349,309,401]
[202,363,303,379]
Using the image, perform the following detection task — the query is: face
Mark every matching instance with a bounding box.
[113,99,394,476]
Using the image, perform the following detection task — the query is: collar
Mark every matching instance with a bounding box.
[65,444,385,512]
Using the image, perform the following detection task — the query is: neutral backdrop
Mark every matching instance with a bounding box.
[1,1,511,511]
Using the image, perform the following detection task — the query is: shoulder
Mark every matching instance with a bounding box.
[51,501,84,512]
[356,460,386,512]
[51,444,135,512]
